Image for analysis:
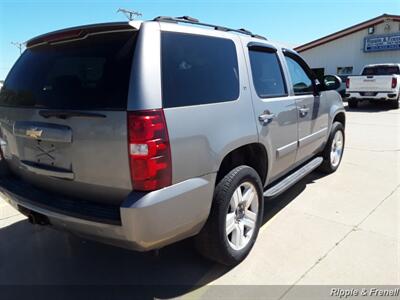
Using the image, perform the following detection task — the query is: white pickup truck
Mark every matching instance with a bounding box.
[346,64,400,109]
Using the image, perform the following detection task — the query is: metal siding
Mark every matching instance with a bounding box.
[299,20,400,76]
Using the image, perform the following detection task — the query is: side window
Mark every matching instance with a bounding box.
[285,56,314,95]
[249,49,287,98]
[161,32,239,108]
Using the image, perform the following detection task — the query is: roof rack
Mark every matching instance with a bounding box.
[153,16,267,40]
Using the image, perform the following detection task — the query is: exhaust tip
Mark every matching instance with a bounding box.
[27,212,50,226]
[28,214,35,224]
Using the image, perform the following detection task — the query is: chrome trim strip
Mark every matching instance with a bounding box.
[299,127,328,148]
[276,141,298,158]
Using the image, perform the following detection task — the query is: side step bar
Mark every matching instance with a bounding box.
[264,157,323,198]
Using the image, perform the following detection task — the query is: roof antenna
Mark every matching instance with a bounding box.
[117,8,142,21]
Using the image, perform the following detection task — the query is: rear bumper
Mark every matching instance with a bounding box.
[0,173,215,251]
[346,91,399,101]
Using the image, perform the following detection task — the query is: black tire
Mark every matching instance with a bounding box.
[195,166,264,266]
[319,122,345,174]
[390,98,399,109]
[347,100,358,109]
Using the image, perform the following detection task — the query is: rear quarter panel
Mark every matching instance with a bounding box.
[159,24,259,184]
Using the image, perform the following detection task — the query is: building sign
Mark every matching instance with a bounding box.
[364,33,400,52]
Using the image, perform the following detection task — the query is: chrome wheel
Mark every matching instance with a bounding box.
[330,130,344,167]
[226,182,259,251]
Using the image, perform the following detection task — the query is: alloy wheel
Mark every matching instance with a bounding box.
[225,182,259,251]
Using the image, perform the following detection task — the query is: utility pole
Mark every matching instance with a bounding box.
[117,8,142,21]
[11,42,25,55]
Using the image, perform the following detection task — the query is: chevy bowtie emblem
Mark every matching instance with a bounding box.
[26,128,43,139]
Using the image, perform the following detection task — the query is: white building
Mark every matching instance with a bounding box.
[295,14,400,79]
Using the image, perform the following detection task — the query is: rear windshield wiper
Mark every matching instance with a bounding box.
[39,110,106,119]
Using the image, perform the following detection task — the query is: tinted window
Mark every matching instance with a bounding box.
[337,66,353,75]
[362,66,400,76]
[161,32,239,108]
[0,31,136,110]
[285,56,314,94]
[249,50,286,98]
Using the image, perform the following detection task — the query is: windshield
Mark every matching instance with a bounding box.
[362,66,400,76]
[0,31,136,110]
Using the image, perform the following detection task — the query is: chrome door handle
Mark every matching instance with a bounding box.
[299,107,309,117]
[258,112,275,126]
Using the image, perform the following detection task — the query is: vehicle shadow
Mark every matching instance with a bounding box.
[0,172,325,299]
[344,100,397,112]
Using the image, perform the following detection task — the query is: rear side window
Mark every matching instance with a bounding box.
[249,50,287,98]
[362,66,400,76]
[0,31,136,110]
[161,32,239,108]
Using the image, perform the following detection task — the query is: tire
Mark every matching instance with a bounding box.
[390,98,399,109]
[195,166,264,266]
[347,100,358,108]
[319,122,345,174]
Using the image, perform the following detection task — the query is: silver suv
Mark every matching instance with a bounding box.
[0,17,345,265]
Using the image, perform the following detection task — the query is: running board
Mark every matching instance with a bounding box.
[263,157,323,198]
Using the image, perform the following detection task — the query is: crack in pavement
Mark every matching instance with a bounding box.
[278,183,400,300]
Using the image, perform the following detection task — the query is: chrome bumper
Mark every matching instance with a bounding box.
[346,92,399,100]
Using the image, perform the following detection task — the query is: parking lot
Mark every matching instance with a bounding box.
[0,102,399,298]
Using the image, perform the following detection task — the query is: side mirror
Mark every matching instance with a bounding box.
[323,75,342,91]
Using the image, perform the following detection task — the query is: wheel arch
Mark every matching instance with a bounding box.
[216,143,269,186]
[333,111,346,128]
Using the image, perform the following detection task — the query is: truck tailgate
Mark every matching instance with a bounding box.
[348,75,394,92]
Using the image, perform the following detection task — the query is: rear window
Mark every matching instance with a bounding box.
[0,31,136,110]
[362,66,400,76]
[161,32,239,108]
[249,50,287,98]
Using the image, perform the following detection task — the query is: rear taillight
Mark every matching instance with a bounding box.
[128,109,172,191]
[346,78,350,89]
[392,77,397,89]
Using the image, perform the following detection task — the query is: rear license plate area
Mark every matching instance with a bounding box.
[361,92,377,96]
